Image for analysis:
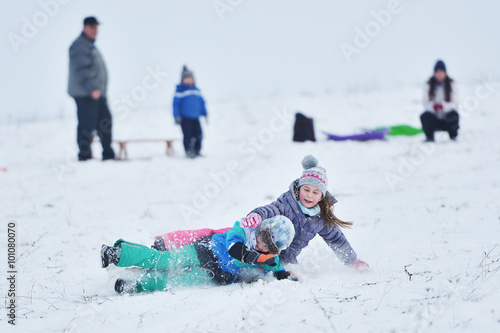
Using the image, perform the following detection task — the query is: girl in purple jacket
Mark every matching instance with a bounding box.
[241,155,369,271]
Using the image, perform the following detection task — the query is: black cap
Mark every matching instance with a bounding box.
[83,16,99,26]
[434,60,446,73]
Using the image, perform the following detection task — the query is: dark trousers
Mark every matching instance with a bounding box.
[74,97,115,160]
[420,110,459,141]
[180,118,202,155]
[193,236,236,285]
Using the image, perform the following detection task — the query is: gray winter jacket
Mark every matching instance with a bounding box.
[251,180,357,265]
[68,33,108,98]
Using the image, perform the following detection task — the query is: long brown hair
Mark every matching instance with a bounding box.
[319,195,353,229]
[428,76,453,102]
[293,179,353,229]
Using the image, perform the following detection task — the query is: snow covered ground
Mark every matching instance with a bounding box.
[2,84,500,332]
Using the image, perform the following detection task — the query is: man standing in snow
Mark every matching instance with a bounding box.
[68,16,115,161]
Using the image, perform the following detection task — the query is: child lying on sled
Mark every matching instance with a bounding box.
[101,215,298,293]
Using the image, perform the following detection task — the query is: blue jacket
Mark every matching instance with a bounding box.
[173,84,207,119]
[210,221,286,278]
[251,180,358,265]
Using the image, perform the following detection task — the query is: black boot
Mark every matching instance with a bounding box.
[115,279,140,294]
[101,244,120,268]
[151,238,166,251]
[186,149,198,158]
[102,148,116,161]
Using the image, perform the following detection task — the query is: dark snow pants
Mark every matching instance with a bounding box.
[74,96,115,161]
[420,110,459,141]
[180,118,202,155]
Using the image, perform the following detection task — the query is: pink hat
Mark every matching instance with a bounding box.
[298,155,327,196]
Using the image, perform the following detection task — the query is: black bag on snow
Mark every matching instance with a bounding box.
[293,112,316,142]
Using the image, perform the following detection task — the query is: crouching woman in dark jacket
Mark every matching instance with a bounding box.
[420,60,460,142]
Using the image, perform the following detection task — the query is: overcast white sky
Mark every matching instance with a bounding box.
[1,0,500,122]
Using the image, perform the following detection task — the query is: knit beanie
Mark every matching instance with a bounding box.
[181,65,194,81]
[434,60,446,73]
[258,215,295,255]
[298,155,328,196]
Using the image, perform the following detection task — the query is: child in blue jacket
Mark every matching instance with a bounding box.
[101,215,297,293]
[173,66,207,158]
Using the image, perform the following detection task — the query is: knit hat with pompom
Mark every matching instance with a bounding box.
[181,65,194,81]
[298,155,328,196]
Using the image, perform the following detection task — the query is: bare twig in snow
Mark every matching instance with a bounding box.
[18,231,48,259]
[309,289,337,333]
[404,265,413,281]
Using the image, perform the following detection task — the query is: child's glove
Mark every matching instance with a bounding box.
[241,213,261,228]
[351,259,370,273]
[228,241,276,266]
[274,270,299,281]
[255,253,277,266]
[242,250,277,267]
[433,103,443,113]
[175,117,182,125]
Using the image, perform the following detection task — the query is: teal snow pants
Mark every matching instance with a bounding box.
[113,239,215,292]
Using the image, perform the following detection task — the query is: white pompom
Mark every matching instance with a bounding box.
[301,155,318,169]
